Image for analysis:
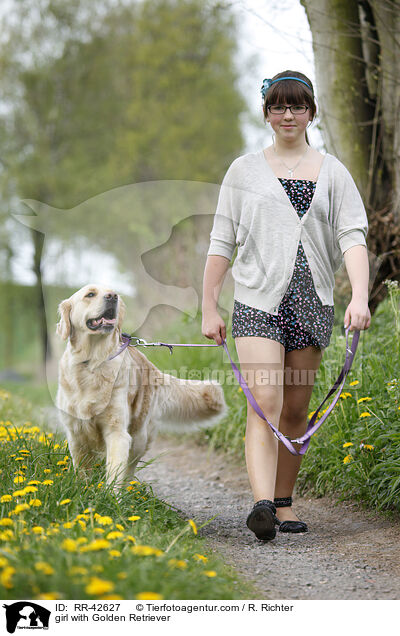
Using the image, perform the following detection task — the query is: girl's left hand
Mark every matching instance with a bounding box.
[344,298,371,331]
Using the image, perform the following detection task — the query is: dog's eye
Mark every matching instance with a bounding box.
[85,292,96,298]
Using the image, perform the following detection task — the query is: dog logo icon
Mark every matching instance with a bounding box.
[3,602,51,633]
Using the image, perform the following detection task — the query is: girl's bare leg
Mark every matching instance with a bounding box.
[235,336,285,503]
[274,345,324,522]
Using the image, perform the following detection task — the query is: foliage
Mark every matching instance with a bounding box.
[0,389,255,600]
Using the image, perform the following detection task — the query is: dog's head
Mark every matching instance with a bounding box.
[56,284,126,342]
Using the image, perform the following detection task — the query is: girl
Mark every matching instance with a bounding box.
[202,70,371,542]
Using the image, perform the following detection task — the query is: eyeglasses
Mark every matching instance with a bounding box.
[267,104,309,115]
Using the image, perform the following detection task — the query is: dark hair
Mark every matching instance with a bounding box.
[262,70,317,141]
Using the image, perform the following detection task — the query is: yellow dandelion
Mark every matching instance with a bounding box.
[349,380,359,386]
[203,570,217,577]
[85,577,114,597]
[343,455,352,464]
[12,490,27,497]
[342,442,354,448]
[193,553,208,563]
[0,530,14,541]
[76,537,88,545]
[128,516,141,522]
[61,538,77,552]
[125,535,136,544]
[13,476,25,484]
[63,522,74,529]
[36,593,60,600]
[97,516,113,526]
[0,566,15,588]
[94,528,105,535]
[68,566,88,577]
[0,495,12,503]
[136,592,163,600]
[59,499,71,506]
[29,499,42,507]
[80,539,110,552]
[35,562,54,576]
[42,480,54,485]
[77,520,86,531]
[115,524,124,531]
[43,469,51,474]
[109,550,121,558]
[360,412,371,418]
[32,526,44,534]
[358,397,372,403]
[27,480,40,485]
[339,393,348,399]
[12,503,30,514]
[131,545,163,557]
[168,559,187,570]
[361,444,375,451]
[23,486,38,494]
[0,557,9,568]
[188,519,198,535]
[0,519,13,527]
[129,481,139,485]
[106,531,123,540]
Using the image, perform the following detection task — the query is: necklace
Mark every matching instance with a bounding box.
[273,143,309,179]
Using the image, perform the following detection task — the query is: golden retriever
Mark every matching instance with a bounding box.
[55,284,226,489]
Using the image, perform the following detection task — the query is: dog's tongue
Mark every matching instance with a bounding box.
[93,317,117,326]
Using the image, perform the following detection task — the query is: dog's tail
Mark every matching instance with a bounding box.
[155,373,227,433]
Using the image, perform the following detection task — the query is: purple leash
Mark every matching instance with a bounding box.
[220,327,360,455]
[110,327,360,456]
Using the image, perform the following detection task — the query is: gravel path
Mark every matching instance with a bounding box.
[142,433,400,600]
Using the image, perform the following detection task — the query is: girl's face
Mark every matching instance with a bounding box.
[265,103,312,142]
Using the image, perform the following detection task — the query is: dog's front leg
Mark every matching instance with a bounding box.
[104,428,131,489]
[63,420,94,476]
[100,402,131,490]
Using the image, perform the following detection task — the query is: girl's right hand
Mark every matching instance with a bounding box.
[202,310,226,345]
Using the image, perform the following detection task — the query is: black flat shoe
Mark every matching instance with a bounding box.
[246,499,279,541]
[274,496,308,534]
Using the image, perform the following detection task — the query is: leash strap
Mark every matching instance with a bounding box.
[111,327,359,456]
[220,327,359,455]
[107,334,132,360]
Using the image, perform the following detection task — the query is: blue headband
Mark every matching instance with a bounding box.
[261,77,312,101]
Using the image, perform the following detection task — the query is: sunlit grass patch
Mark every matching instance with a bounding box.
[0,391,254,600]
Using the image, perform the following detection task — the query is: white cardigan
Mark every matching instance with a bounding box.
[207,149,368,315]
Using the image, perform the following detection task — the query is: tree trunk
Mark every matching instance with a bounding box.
[32,228,50,373]
[300,0,400,312]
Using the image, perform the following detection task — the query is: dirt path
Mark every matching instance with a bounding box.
[142,433,400,600]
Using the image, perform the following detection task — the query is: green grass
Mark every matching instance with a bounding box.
[0,390,257,601]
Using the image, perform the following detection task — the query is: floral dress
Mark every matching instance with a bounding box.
[231,178,335,352]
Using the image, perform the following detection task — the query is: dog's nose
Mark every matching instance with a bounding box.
[104,293,118,302]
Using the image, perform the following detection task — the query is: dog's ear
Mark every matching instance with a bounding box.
[117,296,126,331]
[56,300,72,340]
